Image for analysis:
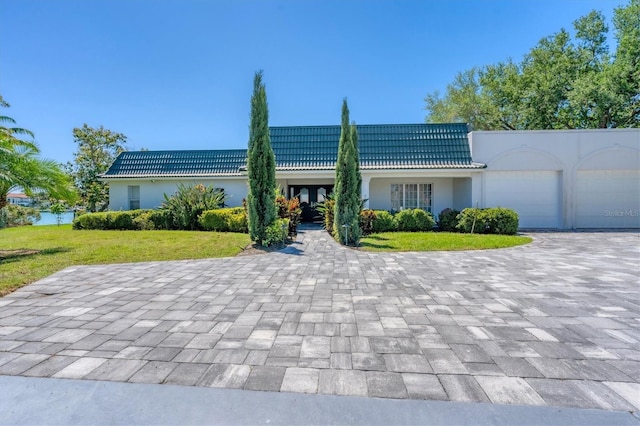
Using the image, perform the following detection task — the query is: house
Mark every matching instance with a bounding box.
[101,124,640,229]
[7,193,33,207]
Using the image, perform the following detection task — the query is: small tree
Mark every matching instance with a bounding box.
[333,99,362,245]
[49,202,66,226]
[246,71,277,246]
[67,124,127,212]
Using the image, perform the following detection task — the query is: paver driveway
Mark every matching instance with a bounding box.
[0,227,638,412]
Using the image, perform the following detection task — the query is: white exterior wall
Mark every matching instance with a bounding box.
[470,129,640,229]
[108,178,248,211]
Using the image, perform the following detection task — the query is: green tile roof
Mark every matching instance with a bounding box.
[102,123,485,178]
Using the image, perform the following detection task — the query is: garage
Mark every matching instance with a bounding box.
[575,169,640,228]
[484,171,562,229]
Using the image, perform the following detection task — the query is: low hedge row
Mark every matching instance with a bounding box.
[73,208,248,232]
[72,210,160,230]
[360,207,519,235]
[360,209,436,234]
[199,208,248,233]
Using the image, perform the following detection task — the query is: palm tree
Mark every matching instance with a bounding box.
[0,96,75,210]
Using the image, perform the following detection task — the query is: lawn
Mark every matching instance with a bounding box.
[0,225,251,296]
[360,232,532,252]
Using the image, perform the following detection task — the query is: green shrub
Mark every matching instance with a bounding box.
[72,212,107,229]
[199,207,248,233]
[161,183,226,230]
[360,209,376,235]
[263,218,289,247]
[147,209,174,230]
[371,210,395,233]
[456,208,484,234]
[438,208,461,232]
[276,195,302,236]
[483,207,519,235]
[0,205,41,228]
[394,209,435,232]
[413,209,436,231]
[316,193,335,236]
[109,211,134,229]
[72,209,153,230]
[456,207,519,235]
[133,211,155,230]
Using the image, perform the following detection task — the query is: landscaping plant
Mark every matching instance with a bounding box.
[456,207,519,235]
[394,208,435,232]
[438,208,461,232]
[333,99,362,245]
[160,183,226,230]
[246,71,277,246]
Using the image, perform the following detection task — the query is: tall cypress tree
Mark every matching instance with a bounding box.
[333,99,362,245]
[247,71,276,246]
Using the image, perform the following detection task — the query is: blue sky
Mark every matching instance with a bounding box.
[1,0,622,164]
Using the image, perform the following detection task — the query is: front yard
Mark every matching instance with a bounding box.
[0,225,251,296]
[360,232,532,252]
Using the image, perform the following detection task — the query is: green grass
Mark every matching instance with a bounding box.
[0,225,251,296]
[360,232,532,252]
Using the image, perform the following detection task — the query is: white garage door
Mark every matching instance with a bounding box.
[484,171,561,229]
[575,170,640,228]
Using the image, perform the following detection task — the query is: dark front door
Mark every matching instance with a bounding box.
[290,185,333,222]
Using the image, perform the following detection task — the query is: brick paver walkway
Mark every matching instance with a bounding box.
[0,226,638,411]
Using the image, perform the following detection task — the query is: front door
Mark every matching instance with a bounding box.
[290,185,333,222]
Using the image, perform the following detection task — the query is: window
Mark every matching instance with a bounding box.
[390,183,432,212]
[317,187,326,202]
[299,187,309,204]
[128,185,140,210]
[391,184,403,211]
[405,184,418,209]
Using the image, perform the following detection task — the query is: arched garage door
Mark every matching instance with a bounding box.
[575,169,640,228]
[484,171,562,229]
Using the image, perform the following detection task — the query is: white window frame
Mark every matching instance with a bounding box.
[390,183,432,212]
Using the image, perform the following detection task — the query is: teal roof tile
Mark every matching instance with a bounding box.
[102,123,485,178]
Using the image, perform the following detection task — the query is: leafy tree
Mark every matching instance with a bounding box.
[0,96,74,212]
[246,71,277,246]
[425,0,639,129]
[68,124,127,212]
[333,99,362,245]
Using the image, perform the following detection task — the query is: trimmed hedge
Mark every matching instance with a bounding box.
[456,207,519,235]
[393,209,435,232]
[199,207,248,233]
[438,208,461,232]
[371,210,395,233]
[72,210,151,230]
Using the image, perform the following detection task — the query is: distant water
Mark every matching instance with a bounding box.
[34,211,75,226]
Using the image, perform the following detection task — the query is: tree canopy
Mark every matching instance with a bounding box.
[425,0,639,130]
[0,96,74,211]
[67,124,127,212]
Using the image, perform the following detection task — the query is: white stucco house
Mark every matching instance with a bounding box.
[101,124,640,229]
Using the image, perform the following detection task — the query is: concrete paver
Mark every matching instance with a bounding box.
[0,227,638,414]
